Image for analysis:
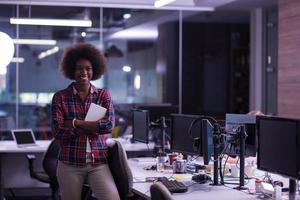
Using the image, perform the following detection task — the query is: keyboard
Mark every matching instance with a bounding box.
[159,177,188,193]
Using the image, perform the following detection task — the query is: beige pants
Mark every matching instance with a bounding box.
[57,161,120,200]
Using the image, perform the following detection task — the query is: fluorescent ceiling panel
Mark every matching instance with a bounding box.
[10,18,92,27]
[109,27,158,40]
[155,0,176,7]
[11,57,25,63]
[0,1,214,11]
[38,46,59,59]
[13,39,57,45]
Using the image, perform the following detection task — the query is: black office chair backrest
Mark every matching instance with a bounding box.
[107,140,133,200]
[42,139,60,185]
[150,182,173,200]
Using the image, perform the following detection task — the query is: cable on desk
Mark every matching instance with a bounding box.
[235,157,240,169]
[216,143,230,184]
[221,147,231,184]
[210,140,230,163]
[189,155,200,162]
[262,172,273,184]
[223,176,251,186]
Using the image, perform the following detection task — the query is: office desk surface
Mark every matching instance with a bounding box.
[0,139,154,153]
[128,159,276,200]
[0,139,153,187]
[0,140,51,153]
[0,139,153,199]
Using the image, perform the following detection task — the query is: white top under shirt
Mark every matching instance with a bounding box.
[86,139,91,152]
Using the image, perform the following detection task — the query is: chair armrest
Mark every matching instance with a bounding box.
[26,154,36,160]
[26,154,37,177]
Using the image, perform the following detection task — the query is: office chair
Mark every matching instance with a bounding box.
[150,182,173,200]
[82,139,133,200]
[26,139,60,200]
[107,139,134,200]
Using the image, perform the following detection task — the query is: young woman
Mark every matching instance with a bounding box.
[51,43,120,200]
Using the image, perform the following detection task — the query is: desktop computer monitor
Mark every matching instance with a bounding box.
[170,114,202,156]
[135,104,178,123]
[132,109,149,143]
[257,116,300,179]
[225,113,256,157]
[202,119,214,165]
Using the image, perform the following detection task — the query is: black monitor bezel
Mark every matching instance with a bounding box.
[170,113,202,156]
[135,104,178,123]
[202,119,214,165]
[132,109,149,144]
[257,115,300,179]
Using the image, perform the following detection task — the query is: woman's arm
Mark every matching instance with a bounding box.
[51,93,78,140]
[74,89,115,135]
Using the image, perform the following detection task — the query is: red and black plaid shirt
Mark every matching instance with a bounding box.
[51,82,115,167]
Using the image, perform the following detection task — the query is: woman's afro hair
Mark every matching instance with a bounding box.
[59,43,107,80]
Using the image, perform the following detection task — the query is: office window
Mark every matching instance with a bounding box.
[103,9,179,104]
[0,5,179,139]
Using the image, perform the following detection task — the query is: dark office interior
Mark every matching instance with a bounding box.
[2,0,300,199]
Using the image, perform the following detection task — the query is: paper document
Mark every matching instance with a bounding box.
[131,157,156,162]
[85,103,107,121]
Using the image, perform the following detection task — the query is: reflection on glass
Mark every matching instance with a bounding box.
[0,5,179,139]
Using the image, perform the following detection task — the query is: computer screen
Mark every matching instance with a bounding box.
[170,114,202,156]
[225,113,256,156]
[11,129,37,147]
[202,119,214,165]
[132,109,149,143]
[257,116,300,179]
[135,104,178,122]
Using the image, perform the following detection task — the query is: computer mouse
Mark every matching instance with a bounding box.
[192,174,211,184]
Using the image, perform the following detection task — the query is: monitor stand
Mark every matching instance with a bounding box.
[289,179,296,194]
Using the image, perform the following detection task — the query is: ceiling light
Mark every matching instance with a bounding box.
[38,46,59,59]
[11,57,25,63]
[122,65,131,73]
[109,27,158,40]
[134,74,141,90]
[81,32,87,37]
[10,18,92,27]
[13,39,57,45]
[154,0,176,8]
[123,13,131,19]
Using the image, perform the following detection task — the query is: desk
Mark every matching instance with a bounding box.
[116,139,154,158]
[128,159,298,200]
[0,140,51,200]
[0,139,153,200]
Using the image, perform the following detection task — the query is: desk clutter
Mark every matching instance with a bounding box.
[145,177,188,193]
[158,177,188,193]
[130,157,296,200]
[128,112,300,199]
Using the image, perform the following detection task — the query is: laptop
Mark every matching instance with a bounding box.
[11,129,38,148]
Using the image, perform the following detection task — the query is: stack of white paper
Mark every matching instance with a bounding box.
[85,103,107,121]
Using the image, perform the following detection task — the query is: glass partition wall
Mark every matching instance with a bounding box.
[0,3,257,140]
[0,5,180,139]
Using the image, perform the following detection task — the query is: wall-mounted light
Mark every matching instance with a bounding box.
[13,39,57,45]
[10,18,92,27]
[154,0,176,7]
[122,65,131,72]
